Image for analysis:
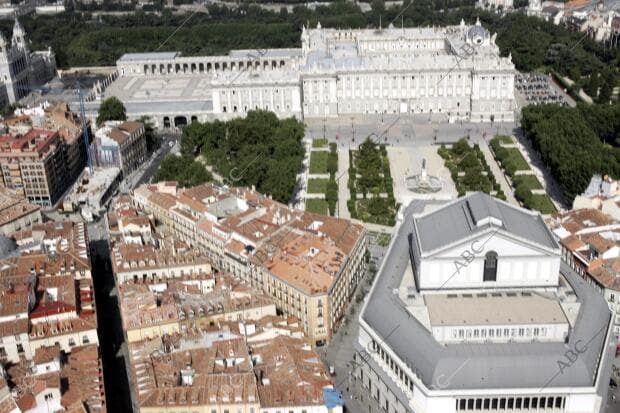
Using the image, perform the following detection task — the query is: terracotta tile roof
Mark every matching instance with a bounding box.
[0,290,30,317]
[148,192,177,210]
[118,121,143,134]
[553,208,615,233]
[32,344,60,364]
[261,233,345,295]
[589,257,620,290]
[0,318,28,336]
[560,235,588,253]
[61,345,106,413]
[0,188,40,228]
[111,242,210,275]
[15,394,36,411]
[581,232,617,254]
[29,313,98,339]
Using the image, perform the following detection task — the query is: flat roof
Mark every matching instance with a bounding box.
[425,291,568,326]
[118,52,178,62]
[228,48,302,59]
[360,197,613,391]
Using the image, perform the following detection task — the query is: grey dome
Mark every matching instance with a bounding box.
[467,25,488,46]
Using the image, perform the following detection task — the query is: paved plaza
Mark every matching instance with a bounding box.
[387,145,457,206]
[305,114,517,148]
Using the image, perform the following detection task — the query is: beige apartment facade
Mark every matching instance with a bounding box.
[0,129,70,206]
[132,182,367,345]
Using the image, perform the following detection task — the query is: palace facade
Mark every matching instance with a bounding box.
[110,19,516,128]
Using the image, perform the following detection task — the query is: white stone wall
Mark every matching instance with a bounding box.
[418,231,560,290]
[29,328,99,355]
[431,322,569,344]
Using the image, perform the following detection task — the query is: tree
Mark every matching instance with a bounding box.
[97,97,126,125]
[173,110,304,203]
[153,155,213,188]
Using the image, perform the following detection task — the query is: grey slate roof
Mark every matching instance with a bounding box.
[414,192,559,254]
[360,196,614,392]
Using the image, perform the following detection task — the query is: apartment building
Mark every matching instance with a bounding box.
[110,240,213,284]
[118,275,277,343]
[0,187,41,236]
[6,344,106,413]
[2,102,92,192]
[0,129,70,207]
[43,102,91,184]
[546,208,620,343]
[0,221,99,364]
[95,121,147,176]
[132,182,367,345]
[128,317,342,413]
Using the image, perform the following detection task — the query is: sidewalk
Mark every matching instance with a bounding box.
[479,140,518,206]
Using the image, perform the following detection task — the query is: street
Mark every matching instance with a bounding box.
[120,132,180,193]
[88,220,135,412]
[322,232,390,412]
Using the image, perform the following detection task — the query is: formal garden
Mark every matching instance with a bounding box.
[347,138,398,226]
[438,138,506,200]
[305,199,330,215]
[489,136,557,215]
[305,140,338,215]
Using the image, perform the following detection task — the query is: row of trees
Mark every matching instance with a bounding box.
[521,103,620,203]
[178,110,305,204]
[325,143,338,216]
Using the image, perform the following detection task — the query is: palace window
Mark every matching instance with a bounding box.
[483,251,498,282]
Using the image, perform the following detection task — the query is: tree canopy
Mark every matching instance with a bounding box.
[521,103,620,203]
[152,155,213,188]
[178,110,305,204]
[96,97,126,125]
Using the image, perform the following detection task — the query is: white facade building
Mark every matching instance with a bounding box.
[0,19,56,105]
[356,193,614,413]
[111,19,516,128]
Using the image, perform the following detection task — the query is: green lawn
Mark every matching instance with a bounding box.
[525,194,557,215]
[309,151,329,174]
[512,175,543,191]
[493,135,514,145]
[312,138,328,148]
[305,199,329,215]
[438,139,505,200]
[491,138,530,175]
[307,178,328,193]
